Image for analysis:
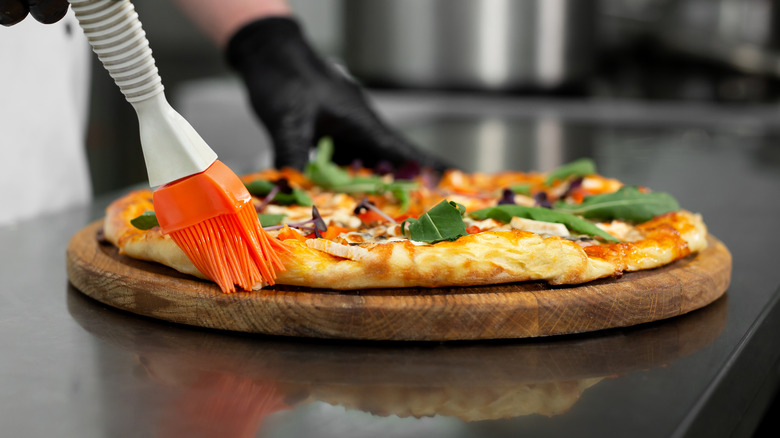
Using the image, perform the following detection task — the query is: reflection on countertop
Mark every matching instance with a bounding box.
[67,286,727,436]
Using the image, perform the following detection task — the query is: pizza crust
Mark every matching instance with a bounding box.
[103,190,206,280]
[103,190,708,290]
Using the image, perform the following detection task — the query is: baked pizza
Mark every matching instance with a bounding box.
[103,139,708,292]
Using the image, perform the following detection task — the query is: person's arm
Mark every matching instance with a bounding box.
[170,0,450,171]
[168,0,291,48]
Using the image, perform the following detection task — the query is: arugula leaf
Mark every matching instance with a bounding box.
[402,200,468,243]
[510,183,532,195]
[390,185,411,212]
[304,138,417,209]
[470,205,620,242]
[244,179,275,195]
[130,211,159,230]
[257,213,286,227]
[245,179,313,206]
[272,190,313,206]
[545,158,596,186]
[305,137,352,188]
[554,186,679,223]
[329,176,387,193]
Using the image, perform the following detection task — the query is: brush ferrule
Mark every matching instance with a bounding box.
[153,161,251,234]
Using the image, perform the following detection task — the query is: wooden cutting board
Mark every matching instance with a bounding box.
[66,220,732,341]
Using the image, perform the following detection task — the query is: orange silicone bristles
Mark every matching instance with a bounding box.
[153,160,288,293]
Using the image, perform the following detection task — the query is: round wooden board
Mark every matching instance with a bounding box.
[66,220,732,341]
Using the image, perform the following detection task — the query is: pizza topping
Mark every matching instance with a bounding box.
[130,211,159,230]
[510,183,532,195]
[510,217,571,238]
[275,226,308,242]
[257,213,286,227]
[339,232,369,244]
[305,138,418,210]
[560,177,583,199]
[402,200,469,244]
[107,153,711,292]
[305,238,369,260]
[596,220,644,242]
[354,198,397,224]
[316,205,363,230]
[339,222,406,245]
[554,186,680,223]
[534,192,554,208]
[246,178,313,207]
[470,205,620,243]
[264,206,328,236]
[463,217,507,232]
[579,175,624,195]
[305,138,353,188]
[498,188,516,205]
[545,158,596,186]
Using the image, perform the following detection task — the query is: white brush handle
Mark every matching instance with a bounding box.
[69,0,217,187]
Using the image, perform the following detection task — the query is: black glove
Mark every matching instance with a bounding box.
[226,16,451,172]
[0,0,69,26]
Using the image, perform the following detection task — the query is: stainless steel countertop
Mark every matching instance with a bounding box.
[2,103,780,437]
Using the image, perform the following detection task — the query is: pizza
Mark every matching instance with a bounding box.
[103,140,708,292]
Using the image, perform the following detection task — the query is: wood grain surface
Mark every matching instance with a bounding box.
[66,220,732,341]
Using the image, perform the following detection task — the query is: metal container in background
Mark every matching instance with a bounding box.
[602,0,780,77]
[659,0,780,77]
[343,0,596,91]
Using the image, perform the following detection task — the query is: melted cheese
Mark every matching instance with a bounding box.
[596,220,644,242]
[306,239,369,260]
[510,217,570,237]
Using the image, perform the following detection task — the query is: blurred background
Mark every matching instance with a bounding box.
[86,0,780,195]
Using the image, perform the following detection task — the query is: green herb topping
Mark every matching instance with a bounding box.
[554,186,680,223]
[257,213,286,227]
[545,158,596,186]
[130,211,159,230]
[245,178,313,206]
[402,200,468,244]
[470,205,620,242]
[305,138,416,210]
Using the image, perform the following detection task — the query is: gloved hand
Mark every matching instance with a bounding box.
[0,0,69,26]
[226,16,451,172]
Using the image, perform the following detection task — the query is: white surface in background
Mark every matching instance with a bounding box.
[0,10,92,226]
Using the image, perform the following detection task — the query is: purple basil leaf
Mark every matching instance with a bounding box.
[311,206,328,231]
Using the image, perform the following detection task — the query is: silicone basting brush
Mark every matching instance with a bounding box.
[68,0,287,292]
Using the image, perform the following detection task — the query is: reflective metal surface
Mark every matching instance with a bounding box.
[343,0,596,91]
[3,102,780,437]
[63,287,728,436]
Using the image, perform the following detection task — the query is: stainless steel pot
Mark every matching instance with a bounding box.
[343,0,596,91]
